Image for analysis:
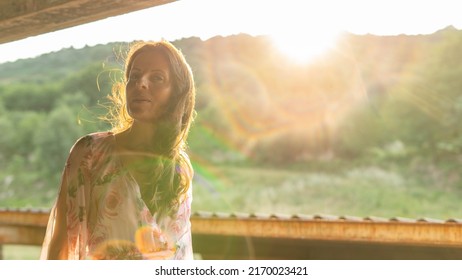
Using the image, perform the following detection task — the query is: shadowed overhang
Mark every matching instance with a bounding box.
[0,0,176,44]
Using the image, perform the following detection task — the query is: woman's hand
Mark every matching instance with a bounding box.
[135,225,176,259]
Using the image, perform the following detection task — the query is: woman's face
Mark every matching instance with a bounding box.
[126,49,173,123]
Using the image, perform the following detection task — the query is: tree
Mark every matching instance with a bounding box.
[34,105,85,175]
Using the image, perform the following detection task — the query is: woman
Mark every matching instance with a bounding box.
[40,40,196,260]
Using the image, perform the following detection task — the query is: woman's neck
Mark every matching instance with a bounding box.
[118,121,159,153]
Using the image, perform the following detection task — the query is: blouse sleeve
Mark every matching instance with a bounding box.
[166,151,194,260]
[40,135,93,260]
[170,185,193,260]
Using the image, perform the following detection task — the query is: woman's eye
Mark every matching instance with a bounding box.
[150,75,164,83]
[128,73,140,82]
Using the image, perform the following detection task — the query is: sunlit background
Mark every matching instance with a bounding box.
[1,0,462,63]
[1,0,462,234]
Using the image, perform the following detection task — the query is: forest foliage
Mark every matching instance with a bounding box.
[1,27,462,216]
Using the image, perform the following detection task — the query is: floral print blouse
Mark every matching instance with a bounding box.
[40,132,193,260]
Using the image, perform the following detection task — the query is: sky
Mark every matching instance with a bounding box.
[0,0,462,64]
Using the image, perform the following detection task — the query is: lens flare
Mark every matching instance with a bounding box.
[189,39,367,213]
[270,29,342,64]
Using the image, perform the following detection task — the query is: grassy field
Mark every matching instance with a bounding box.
[3,157,458,220]
[191,160,462,220]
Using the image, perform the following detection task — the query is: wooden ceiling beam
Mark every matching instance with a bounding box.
[0,0,176,44]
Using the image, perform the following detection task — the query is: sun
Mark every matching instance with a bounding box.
[270,28,341,64]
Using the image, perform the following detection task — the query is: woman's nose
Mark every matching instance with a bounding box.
[136,76,149,90]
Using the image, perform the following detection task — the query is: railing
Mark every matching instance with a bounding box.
[1,208,462,259]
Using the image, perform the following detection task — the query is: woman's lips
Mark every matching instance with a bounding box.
[132,99,152,103]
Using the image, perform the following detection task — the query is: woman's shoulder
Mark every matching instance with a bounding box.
[69,131,114,156]
[87,131,114,142]
[66,131,115,169]
[73,131,113,147]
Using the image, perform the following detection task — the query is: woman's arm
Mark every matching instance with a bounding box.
[43,136,91,260]
[46,181,68,259]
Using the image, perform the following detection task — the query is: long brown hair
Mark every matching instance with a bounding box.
[108,40,196,218]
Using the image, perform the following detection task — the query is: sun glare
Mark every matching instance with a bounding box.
[270,29,341,64]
